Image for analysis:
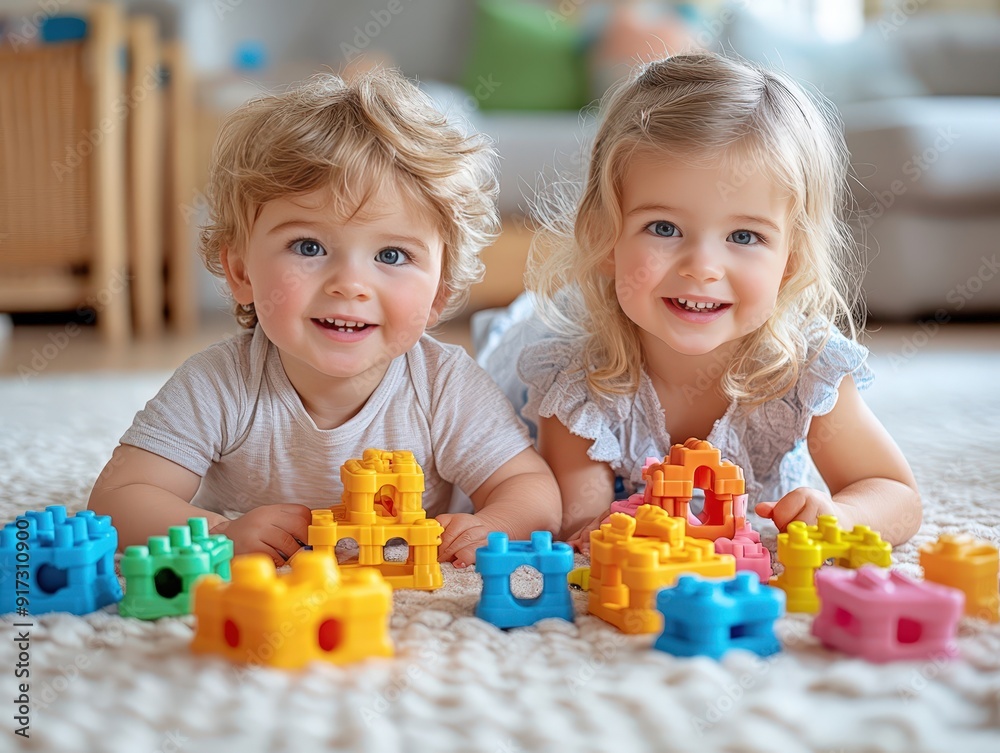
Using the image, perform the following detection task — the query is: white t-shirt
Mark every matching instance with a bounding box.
[120,327,532,518]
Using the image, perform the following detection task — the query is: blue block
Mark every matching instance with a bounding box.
[475,531,574,629]
[654,572,785,659]
[1,506,122,616]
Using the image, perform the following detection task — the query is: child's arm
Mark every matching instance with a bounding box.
[539,416,616,546]
[436,446,562,567]
[88,445,312,565]
[754,375,922,546]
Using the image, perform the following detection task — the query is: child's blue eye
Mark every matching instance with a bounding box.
[375,248,407,265]
[291,239,325,257]
[647,221,679,238]
[729,230,761,245]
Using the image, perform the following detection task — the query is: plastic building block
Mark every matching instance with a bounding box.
[654,572,785,659]
[715,536,772,583]
[615,441,760,543]
[919,534,999,622]
[1,506,122,616]
[119,518,233,620]
[191,551,393,668]
[309,449,443,590]
[812,565,963,663]
[568,566,591,591]
[475,532,574,628]
[588,505,735,634]
[773,515,892,613]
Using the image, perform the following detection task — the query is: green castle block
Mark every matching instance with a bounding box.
[119,518,233,620]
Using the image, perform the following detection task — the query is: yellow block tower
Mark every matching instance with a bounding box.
[309,449,443,590]
[773,515,892,613]
[588,505,735,634]
[191,551,393,668]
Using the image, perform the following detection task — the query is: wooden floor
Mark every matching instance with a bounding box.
[0,311,997,377]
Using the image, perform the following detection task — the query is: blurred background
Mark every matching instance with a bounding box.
[0,0,998,373]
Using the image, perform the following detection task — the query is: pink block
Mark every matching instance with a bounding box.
[812,566,964,663]
[715,536,772,583]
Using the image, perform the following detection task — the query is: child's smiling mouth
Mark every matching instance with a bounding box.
[664,298,732,322]
[313,317,374,333]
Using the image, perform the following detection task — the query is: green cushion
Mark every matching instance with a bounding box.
[462,0,589,111]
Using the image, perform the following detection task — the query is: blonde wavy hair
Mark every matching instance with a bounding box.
[529,52,863,407]
[201,68,499,328]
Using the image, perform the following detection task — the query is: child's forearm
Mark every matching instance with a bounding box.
[473,471,562,541]
[88,485,228,550]
[833,477,922,546]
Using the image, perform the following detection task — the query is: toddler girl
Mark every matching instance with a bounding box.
[479,53,921,548]
[89,69,560,567]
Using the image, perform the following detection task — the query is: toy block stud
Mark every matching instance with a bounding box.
[812,566,964,663]
[119,518,233,620]
[773,516,892,613]
[474,531,574,629]
[654,572,785,659]
[1,506,121,616]
[191,551,393,668]
[920,534,999,622]
[309,449,443,590]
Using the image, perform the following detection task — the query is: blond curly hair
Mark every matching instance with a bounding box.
[201,68,499,327]
[529,52,864,407]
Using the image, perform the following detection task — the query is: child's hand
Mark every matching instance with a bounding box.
[436,513,490,569]
[754,488,853,532]
[565,507,612,554]
[210,504,313,566]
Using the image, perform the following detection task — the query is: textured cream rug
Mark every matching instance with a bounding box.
[1,348,999,753]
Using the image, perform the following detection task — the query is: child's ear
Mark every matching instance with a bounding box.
[221,245,254,305]
[426,282,451,328]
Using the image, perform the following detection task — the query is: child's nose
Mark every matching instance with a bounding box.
[677,241,724,283]
[323,258,372,299]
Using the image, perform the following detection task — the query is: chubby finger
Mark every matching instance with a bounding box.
[755,502,776,518]
[450,543,479,568]
[439,528,484,563]
[262,528,303,563]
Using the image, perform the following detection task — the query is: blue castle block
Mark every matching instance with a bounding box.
[475,531,574,629]
[0,505,122,616]
[654,572,785,659]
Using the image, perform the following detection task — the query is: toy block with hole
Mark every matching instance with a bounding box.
[475,531,574,628]
[920,534,999,621]
[617,441,759,543]
[811,565,963,663]
[191,551,393,668]
[588,505,735,634]
[309,449,443,590]
[119,518,233,620]
[654,572,785,659]
[0,506,121,616]
[773,516,892,613]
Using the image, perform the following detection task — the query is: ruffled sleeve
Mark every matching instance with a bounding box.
[517,337,627,465]
[796,329,874,432]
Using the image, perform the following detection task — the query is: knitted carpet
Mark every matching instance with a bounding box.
[0,348,998,753]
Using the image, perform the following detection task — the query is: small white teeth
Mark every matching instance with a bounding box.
[676,298,723,311]
[320,318,369,331]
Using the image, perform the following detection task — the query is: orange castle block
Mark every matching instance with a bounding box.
[588,505,735,634]
[642,438,751,542]
[773,515,892,613]
[191,551,393,668]
[309,449,443,590]
[920,534,999,622]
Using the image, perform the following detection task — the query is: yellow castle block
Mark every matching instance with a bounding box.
[309,449,443,590]
[773,515,892,613]
[191,551,393,668]
[588,505,735,634]
[920,534,999,622]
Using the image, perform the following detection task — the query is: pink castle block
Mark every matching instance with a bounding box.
[715,535,772,583]
[812,565,964,663]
